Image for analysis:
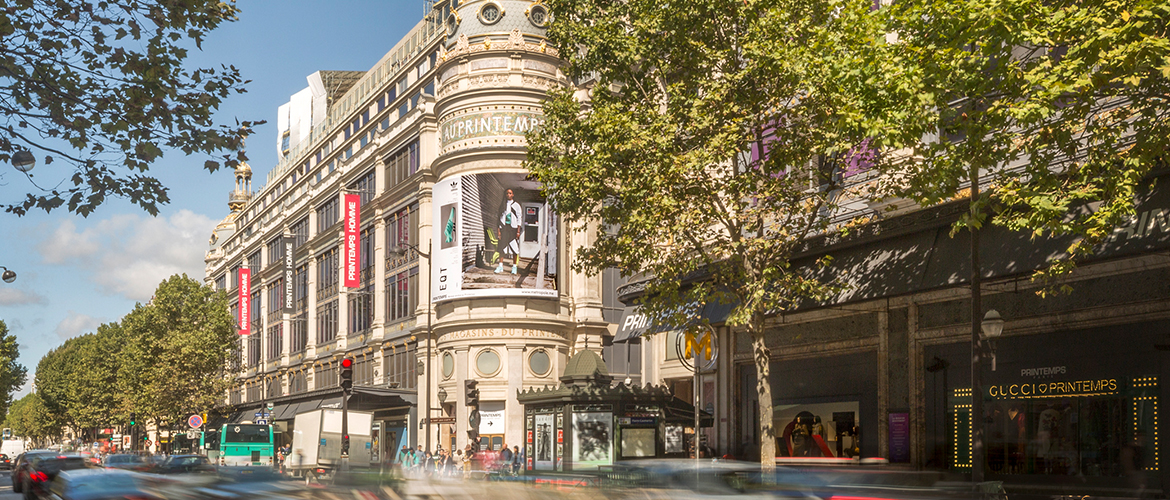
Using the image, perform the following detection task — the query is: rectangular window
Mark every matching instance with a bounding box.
[385,204,417,259]
[266,323,283,362]
[348,288,373,336]
[385,267,419,323]
[355,357,375,386]
[349,169,376,206]
[384,140,420,189]
[288,371,307,395]
[247,251,261,275]
[266,237,285,267]
[315,362,339,389]
[266,376,281,398]
[345,146,353,160]
[383,348,417,389]
[316,299,338,344]
[266,278,284,322]
[292,217,309,249]
[230,265,240,289]
[316,246,339,299]
[215,274,226,292]
[316,196,339,234]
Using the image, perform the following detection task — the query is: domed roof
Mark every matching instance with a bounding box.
[234,160,252,176]
[445,0,549,46]
[560,349,612,387]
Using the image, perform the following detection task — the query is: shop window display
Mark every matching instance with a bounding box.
[952,377,1158,477]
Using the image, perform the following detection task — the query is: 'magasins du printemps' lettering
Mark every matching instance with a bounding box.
[441,112,544,145]
[988,379,1119,398]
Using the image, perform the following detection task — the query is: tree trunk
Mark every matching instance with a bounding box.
[752,314,775,471]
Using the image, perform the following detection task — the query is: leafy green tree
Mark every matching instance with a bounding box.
[119,274,236,429]
[34,339,78,427]
[528,0,903,467]
[0,321,27,418]
[0,0,261,216]
[7,392,62,446]
[883,0,1170,290]
[70,324,127,431]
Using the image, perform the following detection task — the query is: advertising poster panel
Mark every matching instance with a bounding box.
[534,413,555,470]
[571,412,613,468]
[432,173,558,302]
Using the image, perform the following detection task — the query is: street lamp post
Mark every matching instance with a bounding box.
[0,267,15,283]
[11,150,35,173]
[391,239,433,453]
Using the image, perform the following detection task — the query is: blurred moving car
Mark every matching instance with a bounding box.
[151,455,213,475]
[42,468,159,500]
[101,454,149,472]
[13,451,60,494]
[14,453,90,500]
[0,453,13,470]
[186,467,300,499]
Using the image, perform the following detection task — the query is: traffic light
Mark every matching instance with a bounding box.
[341,434,350,455]
[464,379,479,407]
[339,357,353,392]
[467,430,480,452]
[129,413,137,426]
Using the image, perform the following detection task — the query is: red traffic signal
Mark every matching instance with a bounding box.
[339,357,354,392]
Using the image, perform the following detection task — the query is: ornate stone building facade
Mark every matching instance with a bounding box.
[204,0,605,458]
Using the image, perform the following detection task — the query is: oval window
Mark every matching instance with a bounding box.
[480,3,503,24]
[476,349,501,376]
[442,352,455,379]
[529,350,550,376]
[528,5,548,27]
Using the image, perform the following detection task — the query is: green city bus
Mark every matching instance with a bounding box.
[218,423,274,467]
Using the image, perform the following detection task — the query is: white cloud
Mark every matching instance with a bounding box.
[55,311,102,340]
[0,288,46,306]
[36,210,217,301]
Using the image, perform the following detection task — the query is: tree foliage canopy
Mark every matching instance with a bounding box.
[883,0,1170,290]
[0,0,260,216]
[0,320,27,418]
[528,0,905,466]
[27,275,235,437]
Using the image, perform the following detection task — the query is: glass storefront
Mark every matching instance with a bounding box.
[948,377,1158,477]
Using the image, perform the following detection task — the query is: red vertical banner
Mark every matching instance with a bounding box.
[238,268,251,336]
[344,194,361,288]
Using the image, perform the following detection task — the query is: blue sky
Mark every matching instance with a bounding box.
[0,0,426,398]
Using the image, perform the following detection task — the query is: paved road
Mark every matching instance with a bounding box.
[0,471,21,500]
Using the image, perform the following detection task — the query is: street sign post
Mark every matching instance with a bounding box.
[186,430,198,440]
[188,414,204,429]
[256,419,268,425]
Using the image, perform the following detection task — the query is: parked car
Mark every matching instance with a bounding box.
[42,468,158,500]
[12,451,57,494]
[100,454,149,472]
[14,453,89,500]
[151,455,213,475]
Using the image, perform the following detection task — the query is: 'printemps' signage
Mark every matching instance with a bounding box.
[237,268,251,335]
[988,379,1118,399]
[440,111,544,147]
[283,237,295,313]
[344,194,361,288]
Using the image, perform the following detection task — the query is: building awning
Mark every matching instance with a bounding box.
[614,301,735,343]
[664,397,714,427]
[271,404,295,421]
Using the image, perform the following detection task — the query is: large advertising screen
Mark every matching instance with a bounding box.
[432,173,558,302]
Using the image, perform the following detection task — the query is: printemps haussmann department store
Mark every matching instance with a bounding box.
[202,0,1170,496]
